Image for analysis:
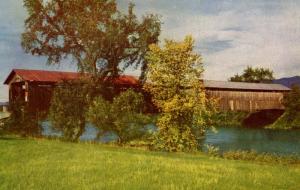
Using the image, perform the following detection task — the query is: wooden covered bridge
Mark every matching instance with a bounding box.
[4,69,139,112]
[4,69,290,113]
[204,80,290,112]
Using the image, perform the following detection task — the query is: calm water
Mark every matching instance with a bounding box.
[204,127,300,155]
[41,122,300,155]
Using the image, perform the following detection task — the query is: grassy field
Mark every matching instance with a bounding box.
[0,136,299,190]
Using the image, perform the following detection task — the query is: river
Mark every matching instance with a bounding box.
[204,127,300,155]
[41,122,300,156]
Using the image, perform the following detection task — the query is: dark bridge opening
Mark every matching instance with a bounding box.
[242,109,285,128]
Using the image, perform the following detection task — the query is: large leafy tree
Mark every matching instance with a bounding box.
[230,66,274,83]
[22,0,161,80]
[145,36,215,152]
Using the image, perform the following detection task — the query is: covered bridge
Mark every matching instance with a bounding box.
[204,80,290,112]
[3,69,290,113]
[4,69,139,112]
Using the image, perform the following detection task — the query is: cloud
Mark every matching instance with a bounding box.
[202,4,300,80]
[121,0,300,80]
[197,39,234,55]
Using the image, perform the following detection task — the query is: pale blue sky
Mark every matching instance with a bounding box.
[1,0,300,101]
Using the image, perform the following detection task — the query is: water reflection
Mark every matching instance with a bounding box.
[41,122,118,142]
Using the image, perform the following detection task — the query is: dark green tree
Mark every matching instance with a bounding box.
[229,74,243,83]
[22,0,161,80]
[48,79,90,141]
[86,89,150,144]
[229,66,274,83]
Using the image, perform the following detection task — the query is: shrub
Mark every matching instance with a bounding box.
[127,140,153,150]
[4,98,40,136]
[49,80,89,141]
[222,150,300,164]
[87,89,150,144]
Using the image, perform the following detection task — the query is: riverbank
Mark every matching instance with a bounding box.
[0,136,299,190]
[267,112,300,129]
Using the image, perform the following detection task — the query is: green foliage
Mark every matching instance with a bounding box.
[86,96,111,133]
[145,36,215,152]
[229,66,274,83]
[211,111,248,128]
[283,85,300,116]
[3,99,40,136]
[22,0,161,79]
[268,86,300,129]
[49,80,90,141]
[87,89,150,144]
[153,113,199,152]
[223,150,300,165]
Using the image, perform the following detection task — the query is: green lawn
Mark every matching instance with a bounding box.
[0,136,299,190]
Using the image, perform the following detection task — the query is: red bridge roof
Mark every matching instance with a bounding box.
[4,69,139,86]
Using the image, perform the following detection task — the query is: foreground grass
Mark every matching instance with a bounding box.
[0,136,299,190]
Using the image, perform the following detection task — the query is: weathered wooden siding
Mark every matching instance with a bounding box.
[206,89,286,112]
[28,83,55,113]
[9,82,25,103]
[8,81,55,113]
[5,69,290,113]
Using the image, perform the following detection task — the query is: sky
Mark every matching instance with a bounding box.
[1,0,300,101]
